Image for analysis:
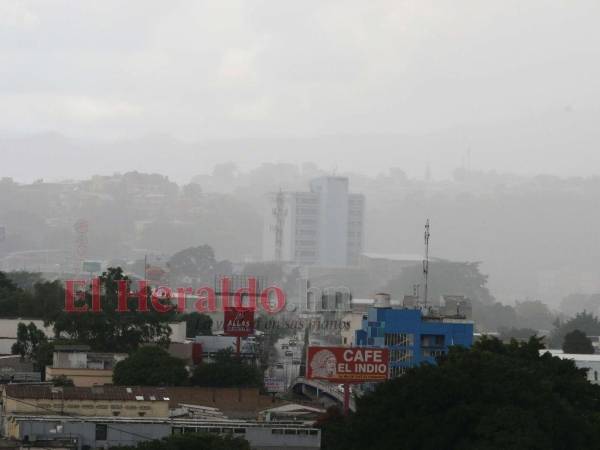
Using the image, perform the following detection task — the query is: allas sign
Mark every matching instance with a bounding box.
[223,308,255,337]
[307,346,389,383]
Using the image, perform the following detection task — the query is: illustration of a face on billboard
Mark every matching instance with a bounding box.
[310,349,338,378]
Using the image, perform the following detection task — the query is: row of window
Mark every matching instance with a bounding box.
[385,333,415,346]
[171,427,318,436]
[296,229,317,236]
[37,403,150,410]
[390,366,409,378]
[272,429,319,436]
[173,426,245,435]
[390,349,413,362]
[295,239,317,246]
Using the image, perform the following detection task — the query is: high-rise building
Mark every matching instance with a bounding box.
[263,176,364,266]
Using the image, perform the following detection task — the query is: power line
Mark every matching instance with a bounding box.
[7,393,167,443]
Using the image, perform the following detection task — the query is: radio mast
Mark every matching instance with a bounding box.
[423,219,430,306]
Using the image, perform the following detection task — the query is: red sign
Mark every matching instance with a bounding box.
[307,346,389,383]
[224,308,255,337]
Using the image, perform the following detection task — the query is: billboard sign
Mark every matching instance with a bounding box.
[264,376,286,393]
[224,308,255,337]
[307,346,389,383]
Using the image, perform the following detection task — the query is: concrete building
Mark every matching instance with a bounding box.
[356,294,474,377]
[44,345,127,387]
[1,385,170,419]
[193,336,257,362]
[4,416,321,450]
[164,386,282,419]
[541,350,600,384]
[0,355,41,383]
[263,176,364,266]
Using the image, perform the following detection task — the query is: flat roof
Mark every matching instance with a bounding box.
[540,350,600,362]
[8,415,320,430]
[4,385,169,401]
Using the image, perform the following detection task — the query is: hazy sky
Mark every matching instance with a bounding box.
[1,0,600,178]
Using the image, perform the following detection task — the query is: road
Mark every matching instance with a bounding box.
[265,333,304,388]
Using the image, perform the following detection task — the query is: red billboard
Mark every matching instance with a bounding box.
[307,346,389,383]
[223,308,255,337]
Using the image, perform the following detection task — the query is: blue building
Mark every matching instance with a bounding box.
[355,305,474,377]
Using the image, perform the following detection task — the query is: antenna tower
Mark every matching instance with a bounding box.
[423,219,430,306]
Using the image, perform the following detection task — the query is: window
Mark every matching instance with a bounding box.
[422,349,445,358]
[138,412,146,417]
[385,333,414,346]
[421,334,445,347]
[95,424,108,441]
[390,349,413,362]
[390,366,409,378]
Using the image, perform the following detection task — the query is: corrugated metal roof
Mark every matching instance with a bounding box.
[4,385,169,401]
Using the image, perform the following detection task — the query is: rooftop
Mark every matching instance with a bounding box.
[3,385,169,401]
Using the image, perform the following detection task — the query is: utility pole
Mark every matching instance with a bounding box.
[423,219,430,307]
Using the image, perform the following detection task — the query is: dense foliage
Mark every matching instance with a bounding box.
[320,337,600,450]
[549,311,600,348]
[562,329,595,354]
[0,272,64,320]
[384,261,556,333]
[182,312,213,338]
[51,267,175,352]
[109,432,250,450]
[191,349,263,387]
[10,322,54,371]
[113,346,188,386]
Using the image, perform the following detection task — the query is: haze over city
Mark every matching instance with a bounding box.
[2,2,600,449]
[2,0,600,181]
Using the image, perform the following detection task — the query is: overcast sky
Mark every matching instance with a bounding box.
[1,0,600,179]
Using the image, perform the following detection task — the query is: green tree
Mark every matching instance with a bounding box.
[33,341,55,373]
[182,313,213,338]
[384,261,495,305]
[52,375,74,387]
[110,432,250,450]
[320,337,600,450]
[549,311,600,348]
[0,271,30,317]
[11,322,47,360]
[167,245,229,286]
[191,349,262,388]
[113,346,188,386]
[513,300,555,331]
[0,272,65,321]
[6,271,43,290]
[563,329,595,354]
[50,267,174,352]
[498,327,538,342]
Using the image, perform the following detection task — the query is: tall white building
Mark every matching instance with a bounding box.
[263,176,364,266]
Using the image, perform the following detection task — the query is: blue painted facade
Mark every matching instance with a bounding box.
[355,307,474,376]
